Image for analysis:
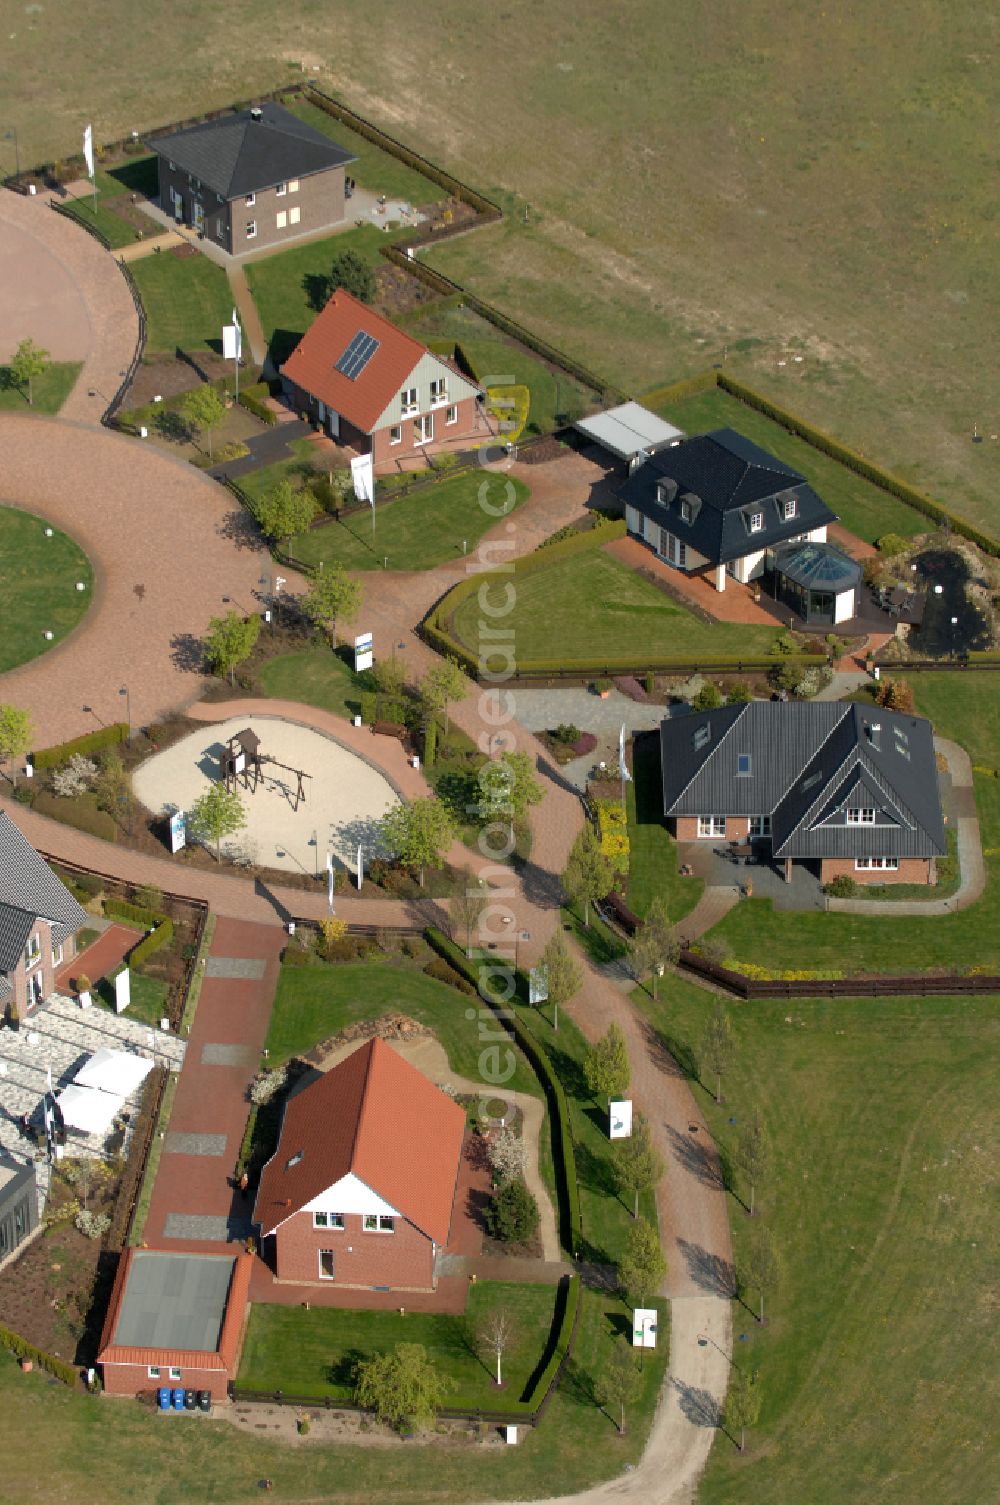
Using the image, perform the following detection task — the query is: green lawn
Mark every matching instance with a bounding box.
[265,957,541,1101]
[245,224,407,365]
[449,547,781,666]
[293,473,529,573]
[234,438,321,508]
[257,644,370,721]
[654,387,926,547]
[0,505,93,671]
[0,362,82,414]
[129,251,233,354]
[627,731,704,925]
[406,303,594,435]
[286,100,437,203]
[239,1282,559,1406]
[56,156,159,247]
[637,975,999,1505]
[707,673,1000,974]
[560,903,626,967]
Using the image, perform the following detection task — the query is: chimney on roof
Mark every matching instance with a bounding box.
[250,106,263,121]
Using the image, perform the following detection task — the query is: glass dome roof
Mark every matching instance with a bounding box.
[773,541,861,592]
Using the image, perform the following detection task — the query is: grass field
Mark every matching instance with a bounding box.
[0,362,82,415]
[449,548,781,665]
[0,505,93,671]
[706,673,1000,974]
[637,976,999,1505]
[128,252,233,354]
[286,100,436,204]
[627,732,704,925]
[239,1282,560,1405]
[655,387,928,546]
[245,224,407,365]
[292,473,529,573]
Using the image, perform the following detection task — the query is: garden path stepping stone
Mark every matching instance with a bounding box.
[163,1132,227,1157]
[163,1213,252,1242]
[204,957,267,980]
[200,1043,257,1067]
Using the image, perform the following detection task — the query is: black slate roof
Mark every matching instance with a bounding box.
[621,429,838,566]
[0,812,88,973]
[659,702,946,860]
[150,103,356,200]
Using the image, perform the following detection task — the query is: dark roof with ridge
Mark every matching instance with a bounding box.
[621,428,838,565]
[149,102,356,199]
[660,701,946,860]
[0,813,88,973]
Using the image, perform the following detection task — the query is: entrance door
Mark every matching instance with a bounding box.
[171,189,183,223]
[327,408,340,439]
[27,971,44,1012]
[414,413,433,445]
[192,200,205,233]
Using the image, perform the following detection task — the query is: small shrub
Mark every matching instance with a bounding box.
[692,683,723,711]
[487,1128,526,1186]
[875,677,915,713]
[486,1177,539,1243]
[249,1066,288,1106]
[553,723,583,746]
[876,532,909,557]
[824,874,859,898]
[74,1210,111,1241]
[571,732,598,757]
[769,661,806,694]
[794,665,833,698]
[644,671,655,695]
[50,754,97,798]
[359,692,377,725]
[726,680,753,704]
[320,916,349,947]
[297,1415,311,1436]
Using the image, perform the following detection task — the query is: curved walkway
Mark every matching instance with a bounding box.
[0,415,265,747]
[829,737,985,915]
[0,188,139,422]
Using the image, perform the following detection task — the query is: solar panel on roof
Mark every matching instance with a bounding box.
[335,330,379,380]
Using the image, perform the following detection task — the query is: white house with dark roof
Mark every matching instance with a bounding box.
[0,812,87,1021]
[660,702,947,885]
[621,428,843,600]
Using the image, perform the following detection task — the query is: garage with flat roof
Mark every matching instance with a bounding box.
[574,401,685,469]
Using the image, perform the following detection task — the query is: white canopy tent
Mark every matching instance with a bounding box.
[73,1048,154,1098]
[56,1083,126,1137]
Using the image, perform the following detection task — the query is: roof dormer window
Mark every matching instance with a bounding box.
[680,498,692,524]
[656,478,678,507]
[782,495,797,520]
[846,808,876,824]
[749,511,764,533]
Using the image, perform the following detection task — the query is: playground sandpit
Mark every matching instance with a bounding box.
[132,716,401,876]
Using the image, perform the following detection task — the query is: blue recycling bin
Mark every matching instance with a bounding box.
[158,1387,171,1411]
[172,1387,185,1411]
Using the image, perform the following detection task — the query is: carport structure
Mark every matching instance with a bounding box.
[574,401,684,471]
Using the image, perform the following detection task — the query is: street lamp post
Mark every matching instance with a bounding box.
[119,685,131,741]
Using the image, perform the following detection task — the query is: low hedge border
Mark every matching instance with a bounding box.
[237,382,277,427]
[32,722,128,771]
[0,1324,77,1386]
[425,927,583,1255]
[103,898,174,968]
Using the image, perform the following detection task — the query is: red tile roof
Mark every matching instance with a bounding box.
[280,289,433,434]
[97,1250,253,1374]
[254,1037,466,1247]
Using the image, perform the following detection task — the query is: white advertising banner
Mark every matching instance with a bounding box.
[354,631,373,672]
[114,968,131,1015]
[169,809,186,854]
[222,323,240,361]
[83,124,95,178]
[351,452,374,503]
[632,1308,658,1348]
[609,1099,633,1140]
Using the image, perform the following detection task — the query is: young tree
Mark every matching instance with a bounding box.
[373,656,406,697]
[476,1307,519,1387]
[353,1342,450,1432]
[204,610,260,684]
[329,247,376,304]
[254,478,317,551]
[626,897,678,1001]
[420,657,467,737]
[380,795,456,886]
[9,337,50,406]
[184,383,227,460]
[700,1001,734,1104]
[302,564,362,648]
[537,929,581,1031]
[613,1111,664,1219]
[92,750,130,829]
[735,1107,770,1217]
[596,1335,641,1434]
[450,865,489,957]
[188,783,247,862]
[617,1217,666,1306]
[724,1366,762,1453]
[583,1022,630,1107]
[478,750,543,841]
[562,825,613,927]
[740,1225,779,1324]
[487,1128,526,1186]
[486,1177,539,1244]
[0,704,34,785]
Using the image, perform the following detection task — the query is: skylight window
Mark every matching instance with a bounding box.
[737,754,752,777]
[801,769,822,793]
[286,1150,304,1169]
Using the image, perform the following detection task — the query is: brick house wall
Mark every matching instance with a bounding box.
[672,816,753,842]
[284,387,480,471]
[272,1210,436,1290]
[819,857,931,886]
[156,159,346,254]
[101,1362,231,1400]
[6,921,76,1023]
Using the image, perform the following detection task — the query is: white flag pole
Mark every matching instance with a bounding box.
[357,844,364,891]
[232,306,241,401]
[326,853,334,913]
[83,124,97,211]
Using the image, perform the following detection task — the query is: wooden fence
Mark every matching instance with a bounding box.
[678,948,1000,999]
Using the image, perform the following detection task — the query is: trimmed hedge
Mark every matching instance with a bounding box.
[104,898,174,968]
[0,1324,77,1386]
[425,927,583,1255]
[104,898,166,930]
[237,382,277,426]
[639,369,720,410]
[32,722,129,771]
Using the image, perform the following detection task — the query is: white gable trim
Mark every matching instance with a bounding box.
[303,1172,400,1219]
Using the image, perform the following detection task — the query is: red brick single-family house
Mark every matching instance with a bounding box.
[0,812,87,1023]
[660,701,947,885]
[280,290,483,469]
[254,1037,466,1291]
[98,1249,254,1399]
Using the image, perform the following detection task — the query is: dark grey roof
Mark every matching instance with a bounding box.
[114,1252,235,1351]
[774,540,861,593]
[621,428,838,566]
[660,702,946,860]
[0,813,88,973]
[150,103,356,200]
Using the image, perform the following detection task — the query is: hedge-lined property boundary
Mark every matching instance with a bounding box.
[0,1324,77,1386]
[32,722,129,771]
[425,927,583,1255]
[103,897,175,969]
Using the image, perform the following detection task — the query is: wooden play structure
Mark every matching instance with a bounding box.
[221,728,311,814]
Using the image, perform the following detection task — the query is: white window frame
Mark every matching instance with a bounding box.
[245,192,255,207]
[288,178,299,193]
[415,413,433,444]
[855,857,898,871]
[429,376,449,406]
[51,940,63,968]
[749,815,771,837]
[846,808,876,825]
[680,499,692,524]
[314,1211,344,1229]
[313,1211,328,1228]
[379,1215,395,1232]
[25,933,42,970]
[168,160,175,172]
[289,206,301,226]
[318,1249,336,1280]
[363,1214,378,1231]
[697,816,727,839]
[400,388,418,416]
[168,1366,182,1381]
[246,220,256,239]
[749,511,764,533]
[275,181,287,196]
[783,496,797,520]
[389,425,402,445]
[446,404,457,426]
[148,1366,161,1380]
[276,210,287,230]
